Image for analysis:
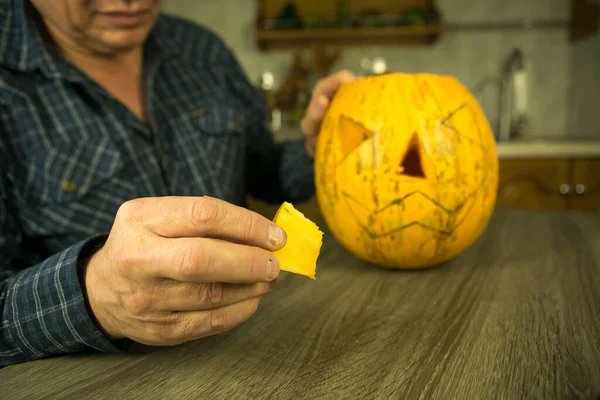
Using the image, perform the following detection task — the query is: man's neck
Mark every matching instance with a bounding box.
[40,22,149,123]
[41,20,144,80]
[36,16,150,123]
[60,44,144,80]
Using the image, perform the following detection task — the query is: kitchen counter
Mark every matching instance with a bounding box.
[274,128,600,160]
[498,138,600,159]
[1,209,599,399]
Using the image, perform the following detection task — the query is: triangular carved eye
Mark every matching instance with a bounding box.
[399,133,426,179]
[337,115,374,161]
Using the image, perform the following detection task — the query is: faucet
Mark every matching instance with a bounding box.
[497,48,528,141]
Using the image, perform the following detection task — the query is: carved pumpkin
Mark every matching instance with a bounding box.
[314,73,499,269]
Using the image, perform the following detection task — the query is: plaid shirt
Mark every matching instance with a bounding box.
[0,0,314,367]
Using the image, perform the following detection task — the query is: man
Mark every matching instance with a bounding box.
[0,0,355,367]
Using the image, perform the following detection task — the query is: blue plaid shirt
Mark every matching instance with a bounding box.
[0,0,314,367]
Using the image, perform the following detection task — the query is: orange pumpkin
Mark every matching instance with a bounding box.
[314,73,499,269]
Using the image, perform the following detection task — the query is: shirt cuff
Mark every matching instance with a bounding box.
[280,138,315,202]
[1,234,128,366]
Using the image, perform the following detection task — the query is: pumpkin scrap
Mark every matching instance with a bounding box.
[272,202,323,279]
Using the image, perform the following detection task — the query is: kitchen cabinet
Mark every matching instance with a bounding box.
[496,158,600,212]
[496,159,571,210]
[568,158,600,211]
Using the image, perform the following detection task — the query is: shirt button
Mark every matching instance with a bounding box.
[62,181,78,193]
[191,108,207,118]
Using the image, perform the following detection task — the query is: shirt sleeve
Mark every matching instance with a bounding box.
[215,41,315,204]
[0,143,127,368]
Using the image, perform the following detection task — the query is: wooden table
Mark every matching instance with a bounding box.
[2,209,600,399]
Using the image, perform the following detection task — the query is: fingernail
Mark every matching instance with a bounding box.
[267,257,280,280]
[268,224,285,246]
[319,95,329,107]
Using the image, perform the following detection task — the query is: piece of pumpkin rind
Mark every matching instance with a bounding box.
[272,202,323,279]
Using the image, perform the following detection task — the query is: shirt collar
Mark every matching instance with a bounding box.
[0,0,175,80]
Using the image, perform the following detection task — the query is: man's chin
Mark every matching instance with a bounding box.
[98,29,152,53]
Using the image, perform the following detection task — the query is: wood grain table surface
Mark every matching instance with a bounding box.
[1,208,599,400]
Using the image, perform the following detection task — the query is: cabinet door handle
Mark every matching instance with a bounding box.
[560,183,572,195]
[575,184,587,195]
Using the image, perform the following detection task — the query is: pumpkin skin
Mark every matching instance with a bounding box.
[272,201,323,279]
[314,73,499,269]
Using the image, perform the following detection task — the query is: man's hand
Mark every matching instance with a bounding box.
[301,69,356,157]
[83,196,286,346]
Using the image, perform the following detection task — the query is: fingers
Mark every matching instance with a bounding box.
[304,134,318,157]
[143,237,280,283]
[139,297,263,346]
[159,281,276,311]
[180,296,262,341]
[301,95,330,138]
[117,196,286,250]
[313,69,356,99]
[301,69,356,137]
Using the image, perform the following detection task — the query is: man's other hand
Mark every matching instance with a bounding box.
[301,69,356,157]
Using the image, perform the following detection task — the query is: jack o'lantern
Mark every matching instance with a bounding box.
[314,73,499,269]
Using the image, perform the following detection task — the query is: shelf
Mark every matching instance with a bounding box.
[444,19,569,31]
[255,24,443,50]
[255,0,443,50]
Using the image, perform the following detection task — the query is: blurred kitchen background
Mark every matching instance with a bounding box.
[161,0,599,213]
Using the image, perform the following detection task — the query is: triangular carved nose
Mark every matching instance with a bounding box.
[399,133,426,179]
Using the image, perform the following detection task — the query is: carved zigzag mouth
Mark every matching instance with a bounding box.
[341,189,456,240]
